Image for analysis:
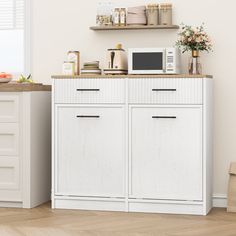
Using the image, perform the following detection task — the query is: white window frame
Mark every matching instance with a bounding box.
[0,0,30,78]
[24,0,31,76]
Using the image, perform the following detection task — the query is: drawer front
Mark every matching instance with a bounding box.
[129,79,203,104]
[0,95,19,122]
[0,123,19,156]
[0,157,20,190]
[54,79,125,104]
[0,156,22,201]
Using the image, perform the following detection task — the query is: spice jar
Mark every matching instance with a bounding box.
[119,8,126,26]
[146,4,159,25]
[160,3,172,25]
[113,8,120,26]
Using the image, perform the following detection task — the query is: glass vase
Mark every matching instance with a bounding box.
[188,50,202,75]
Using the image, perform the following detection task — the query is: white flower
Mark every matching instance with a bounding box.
[185,31,190,37]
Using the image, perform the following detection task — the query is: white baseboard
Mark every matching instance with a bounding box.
[213,194,227,208]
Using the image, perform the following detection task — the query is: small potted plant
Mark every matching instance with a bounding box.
[17,74,34,83]
[176,23,213,75]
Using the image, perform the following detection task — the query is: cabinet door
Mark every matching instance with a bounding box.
[130,107,202,201]
[56,106,125,198]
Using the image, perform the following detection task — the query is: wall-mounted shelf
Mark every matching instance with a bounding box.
[90,25,179,31]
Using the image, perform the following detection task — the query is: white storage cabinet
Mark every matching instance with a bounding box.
[52,76,213,215]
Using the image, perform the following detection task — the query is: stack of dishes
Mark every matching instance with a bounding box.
[127,6,147,25]
[81,61,102,75]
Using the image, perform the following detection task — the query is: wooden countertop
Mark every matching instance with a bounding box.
[0,82,51,92]
[52,74,213,79]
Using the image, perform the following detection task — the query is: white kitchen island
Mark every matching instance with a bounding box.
[0,83,51,208]
[52,75,213,215]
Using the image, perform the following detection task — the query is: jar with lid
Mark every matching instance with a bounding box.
[96,2,113,26]
[113,8,120,26]
[160,3,172,25]
[67,51,80,75]
[119,8,126,26]
[146,4,159,25]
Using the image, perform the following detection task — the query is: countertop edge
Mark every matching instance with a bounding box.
[0,83,51,92]
[51,74,213,79]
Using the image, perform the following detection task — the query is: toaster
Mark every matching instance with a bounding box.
[104,44,128,75]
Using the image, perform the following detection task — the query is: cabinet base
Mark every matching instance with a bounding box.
[53,197,210,215]
[128,201,206,215]
[0,201,23,208]
[53,197,126,212]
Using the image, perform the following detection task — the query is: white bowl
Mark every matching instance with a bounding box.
[0,77,12,83]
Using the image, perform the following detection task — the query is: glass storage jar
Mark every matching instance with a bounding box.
[159,3,172,25]
[119,8,127,26]
[146,4,159,25]
[96,2,113,26]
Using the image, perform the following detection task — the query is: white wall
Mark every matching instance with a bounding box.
[31,0,236,197]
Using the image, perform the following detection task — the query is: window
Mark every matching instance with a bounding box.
[0,0,28,76]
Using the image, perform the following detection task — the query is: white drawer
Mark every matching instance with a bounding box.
[129,78,203,104]
[54,79,125,104]
[0,95,19,122]
[0,123,19,156]
[0,157,20,190]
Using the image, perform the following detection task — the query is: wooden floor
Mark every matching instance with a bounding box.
[0,203,236,236]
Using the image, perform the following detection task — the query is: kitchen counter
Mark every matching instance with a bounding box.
[0,82,51,92]
[52,74,213,79]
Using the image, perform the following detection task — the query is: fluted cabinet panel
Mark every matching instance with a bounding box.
[54,79,125,104]
[129,78,203,104]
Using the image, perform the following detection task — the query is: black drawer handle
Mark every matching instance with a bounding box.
[77,115,100,118]
[152,116,177,119]
[76,89,100,92]
[152,89,177,92]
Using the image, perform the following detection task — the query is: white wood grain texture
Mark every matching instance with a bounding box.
[130,106,203,201]
[56,106,125,197]
[0,123,19,156]
[54,79,125,104]
[52,77,213,215]
[0,94,19,122]
[129,78,203,104]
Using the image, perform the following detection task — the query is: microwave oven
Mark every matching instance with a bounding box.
[128,48,181,74]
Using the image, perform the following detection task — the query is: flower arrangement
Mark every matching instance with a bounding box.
[176,24,213,53]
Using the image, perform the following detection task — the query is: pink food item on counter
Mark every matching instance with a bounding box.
[0,72,12,79]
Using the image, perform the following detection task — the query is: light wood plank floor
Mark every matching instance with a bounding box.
[0,203,236,236]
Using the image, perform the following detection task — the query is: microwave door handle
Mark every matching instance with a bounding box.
[163,49,166,73]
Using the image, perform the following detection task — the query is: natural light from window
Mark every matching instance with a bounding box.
[0,0,25,74]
